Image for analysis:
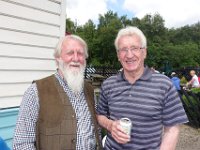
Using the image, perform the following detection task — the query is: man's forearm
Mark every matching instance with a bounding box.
[160,125,180,150]
[96,115,113,132]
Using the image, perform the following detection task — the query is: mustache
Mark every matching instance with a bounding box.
[69,62,81,66]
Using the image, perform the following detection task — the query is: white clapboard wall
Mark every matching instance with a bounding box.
[0,0,66,108]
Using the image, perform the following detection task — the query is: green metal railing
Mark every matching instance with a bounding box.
[179,90,200,128]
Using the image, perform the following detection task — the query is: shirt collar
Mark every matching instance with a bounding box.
[55,70,66,83]
[140,66,152,80]
[117,66,152,82]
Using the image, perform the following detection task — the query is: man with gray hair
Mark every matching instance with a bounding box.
[13,34,102,150]
[96,26,188,150]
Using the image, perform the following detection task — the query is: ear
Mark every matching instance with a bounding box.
[117,52,121,61]
[56,57,61,62]
[143,48,147,59]
[55,57,62,66]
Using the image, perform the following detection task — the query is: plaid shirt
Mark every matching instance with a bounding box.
[13,72,96,150]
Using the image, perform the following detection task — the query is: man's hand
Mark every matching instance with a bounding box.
[110,120,130,144]
[97,115,130,144]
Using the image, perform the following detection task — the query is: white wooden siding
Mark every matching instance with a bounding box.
[0,43,54,58]
[0,70,56,83]
[0,15,60,36]
[0,0,66,108]
[0,0,60,25]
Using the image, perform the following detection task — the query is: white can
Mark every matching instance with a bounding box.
[120,118,132,136]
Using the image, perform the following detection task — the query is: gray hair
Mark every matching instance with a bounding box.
[54,34,88,58]
[114,26,147,52]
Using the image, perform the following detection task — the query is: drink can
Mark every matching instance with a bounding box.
[120,118,132,136]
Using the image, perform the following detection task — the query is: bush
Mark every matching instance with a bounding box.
[190,87,200,94]
[180,76,187,84]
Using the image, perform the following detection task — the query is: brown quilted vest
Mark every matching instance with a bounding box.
[35,75,102,150]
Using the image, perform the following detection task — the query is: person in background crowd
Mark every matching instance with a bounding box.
[13,34,102,150]
[171,72,182,98]
[198,72,200,84]
[0,137,10,150]
[96,26,188,150]
[151,66,160,73]
[171,72,181,91]
[187,70,200,88]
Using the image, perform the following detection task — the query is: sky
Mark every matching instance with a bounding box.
[66,0,200,28]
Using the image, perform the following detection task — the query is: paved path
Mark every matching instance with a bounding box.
[176,125,200,150]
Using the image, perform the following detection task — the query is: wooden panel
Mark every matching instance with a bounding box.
[7,0,61,13]
[0,107,19,148]
[0,126,16,141]
[0,43,55,59]
[0,0,60,25]
[0,70,55,83]
[0,29,59,48]
[0,83,30,97]
[0,108,19,128]
[0,15,60,36]
[49,0,62,3]
[0,0,66,147]
[59,0,66,37]
[0,57,56,70]
[4,138,12,149]
[0,96,22,108]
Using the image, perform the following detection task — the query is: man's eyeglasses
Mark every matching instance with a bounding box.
[119,46,144,54]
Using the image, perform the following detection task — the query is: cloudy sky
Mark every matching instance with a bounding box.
[66,0,200,28]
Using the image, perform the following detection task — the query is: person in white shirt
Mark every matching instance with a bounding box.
[187,70,200,88]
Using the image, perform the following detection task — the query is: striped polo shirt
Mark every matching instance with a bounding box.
[96,67,188,150]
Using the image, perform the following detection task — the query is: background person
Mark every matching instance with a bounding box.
[13,35,102,150]
[187,70,200,88]
[171,72,182,98]
[150,66,160,73]
[96,26,188,150]
[171,72,181,91]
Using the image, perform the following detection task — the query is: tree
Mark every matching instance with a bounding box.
[66,18,77,34]
[82,20,97,64]
[65,11,200,70]
[95,11,122,67]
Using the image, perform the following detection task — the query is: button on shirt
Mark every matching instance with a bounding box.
[13,72,96,150]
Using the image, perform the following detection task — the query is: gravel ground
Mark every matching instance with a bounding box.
[176,124,200,150]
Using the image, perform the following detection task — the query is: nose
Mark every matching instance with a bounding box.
[72,51,79,61]
[126,49,134,57]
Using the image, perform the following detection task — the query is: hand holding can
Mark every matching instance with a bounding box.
[120,118,132,136]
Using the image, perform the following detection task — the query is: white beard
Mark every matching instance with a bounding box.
[58,60,85,93]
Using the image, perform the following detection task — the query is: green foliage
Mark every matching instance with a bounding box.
[191,87,200,94]
[181,94,200,125]
[182,95,199,106]
[66,18,78,33]
[66,11,200,69]
[180,76,187,84]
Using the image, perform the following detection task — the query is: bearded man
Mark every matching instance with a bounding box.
[13,35,102,150]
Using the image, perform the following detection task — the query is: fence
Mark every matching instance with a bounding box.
[179,89,200,128]
[84,66,120,89]
[84,66,120,79]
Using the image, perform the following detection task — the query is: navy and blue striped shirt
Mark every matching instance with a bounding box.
[96,67,188,150]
